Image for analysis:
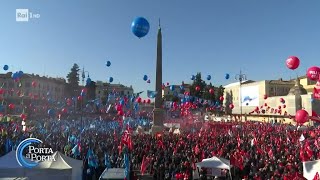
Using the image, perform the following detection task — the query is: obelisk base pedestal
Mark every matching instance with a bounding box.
[151,108,164,134]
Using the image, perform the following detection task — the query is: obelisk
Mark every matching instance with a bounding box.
[151,19,164,134]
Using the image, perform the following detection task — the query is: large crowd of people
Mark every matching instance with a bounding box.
[1,113,318,180]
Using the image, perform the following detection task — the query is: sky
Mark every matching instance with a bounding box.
[0,0,320,99]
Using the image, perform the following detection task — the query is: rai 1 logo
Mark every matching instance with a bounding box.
[16,138,56,168]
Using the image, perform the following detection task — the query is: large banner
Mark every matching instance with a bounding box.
[239,86,259,107]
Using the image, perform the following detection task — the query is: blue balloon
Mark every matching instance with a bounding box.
[106,61,111,67]
[48,109,55,116]
[131,17,150,38]
[225,73,230,80]
[207,75,211,81]
[18,71,24,78]
[143,75,148,81]
[3,65,8,71]
[191,75,195,80]
[170,85,175,91]
[109,77,113,83]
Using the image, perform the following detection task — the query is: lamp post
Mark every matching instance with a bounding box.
[235,70,247,121]
[80,68,90,138]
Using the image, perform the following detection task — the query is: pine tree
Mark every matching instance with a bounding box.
[66,63,80,97]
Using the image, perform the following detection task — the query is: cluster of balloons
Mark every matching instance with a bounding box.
[190,73,230,81]
[11,71,24,82]
[248,95,288,116]
[143,75,151,83]
[131,17,150,38]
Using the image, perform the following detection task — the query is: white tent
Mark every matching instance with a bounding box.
[59,152,83,180]
[196,156,231,170]
[99,168,125,180]
[30,151,82,180]
[303,159,320,180]
[0,151,30,178]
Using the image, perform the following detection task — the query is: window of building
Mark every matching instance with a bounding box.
[25,82,31,88]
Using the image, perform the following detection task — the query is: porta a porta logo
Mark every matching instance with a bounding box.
[16,9,40,22]
[16,138,56,168]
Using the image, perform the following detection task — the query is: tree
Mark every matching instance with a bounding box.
[190,73,207,99]
[66,63,80,97]
[163,94,179,102]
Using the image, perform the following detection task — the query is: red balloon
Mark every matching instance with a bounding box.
[283,105,286,108]
[143,100,146,103]
[62,108,68,113]
[146,99,151,104]
[219,96,224,101]
[77,96,82,101]
[229,104,234,109]
[32,81,37,87]
[8,104,15,109]
[136,97,142,103]
[263,94,268,100]
[286,56,300,70]
[0,88,4,95]
[279,98,284,102]
[278,106,281,109]
[195,86,200,91]
[209,88,214,94]
[166,82,169,86]
[264,103,267,106]
[20,114,26,120]
[307,66,320,81]
[295,109,309,124]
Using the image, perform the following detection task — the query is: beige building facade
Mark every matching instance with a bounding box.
[0,72,67,102]
[223,77,320,124]
[162,84,191,97]
[95,81,134,100]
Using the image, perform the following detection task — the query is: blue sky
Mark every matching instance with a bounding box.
[0,0,320,98]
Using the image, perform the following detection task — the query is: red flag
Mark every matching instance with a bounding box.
[313,172,320,180]
[140,156,151,175]
[314,87,320,100]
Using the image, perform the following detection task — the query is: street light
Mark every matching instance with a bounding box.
[235,70,247,121]
[81,67,90,86]
[80,67,90,141]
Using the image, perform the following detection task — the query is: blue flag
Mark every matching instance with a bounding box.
[5,139,13,153]
[86,149,98,168]
[104,153,111,169]
[71,143,80,157]
[124,153,130,180]
[147,90,158,99]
